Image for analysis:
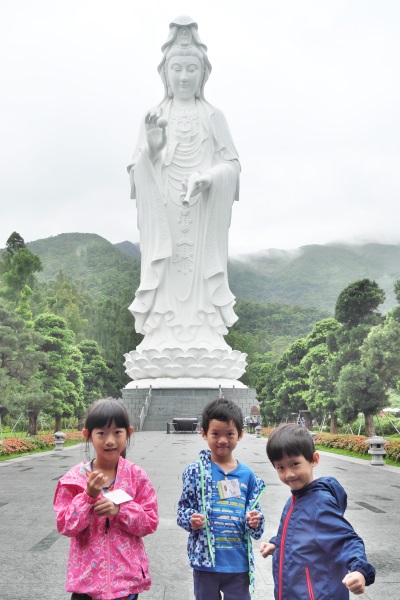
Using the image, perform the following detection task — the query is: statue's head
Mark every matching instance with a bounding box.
[158,16,212,101]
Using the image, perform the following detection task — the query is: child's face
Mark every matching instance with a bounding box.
[273,452,319,491]
[83,420,133,464]
[201,419,243,462]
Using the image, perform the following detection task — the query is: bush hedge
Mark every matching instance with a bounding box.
[261,429,400,464]
[0,431,84,456]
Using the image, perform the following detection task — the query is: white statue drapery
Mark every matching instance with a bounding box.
[124,17,247,381]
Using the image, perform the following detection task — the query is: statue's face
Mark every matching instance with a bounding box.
[167,55,202,100]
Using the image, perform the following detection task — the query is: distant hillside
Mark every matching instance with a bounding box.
[19,235,400,313]
[27,233,140,299]
[114,241,141,261]
[228,243,400,313]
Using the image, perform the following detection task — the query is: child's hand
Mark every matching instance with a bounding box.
[246,509,261,530]
[94,497,120,516]
[260,542,276,558]
[191,513,205,530]
[342,572,366,594]
[86,471,107,498]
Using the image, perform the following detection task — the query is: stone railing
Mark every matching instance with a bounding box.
[138,387,152,431]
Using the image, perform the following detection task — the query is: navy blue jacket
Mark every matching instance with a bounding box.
[270,477,375,599]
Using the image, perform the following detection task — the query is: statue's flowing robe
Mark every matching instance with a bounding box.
[128,99,240,353]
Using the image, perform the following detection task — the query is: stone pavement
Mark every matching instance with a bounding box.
[0,431,399,599]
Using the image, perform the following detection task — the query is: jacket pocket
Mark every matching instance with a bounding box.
[305,567,315,600]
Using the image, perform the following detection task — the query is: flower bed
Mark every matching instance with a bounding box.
[313,433,369,455]
[261,429,400,464]
[386,440,400,462]
[0,431,84,456]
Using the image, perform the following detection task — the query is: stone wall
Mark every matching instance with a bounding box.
[121,385,260,431]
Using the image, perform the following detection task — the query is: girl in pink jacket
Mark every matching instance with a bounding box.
[54,398,158,600]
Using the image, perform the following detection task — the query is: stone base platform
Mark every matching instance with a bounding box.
[121,380,259,431]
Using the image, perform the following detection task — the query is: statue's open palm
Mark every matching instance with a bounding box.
[145,112,167,160]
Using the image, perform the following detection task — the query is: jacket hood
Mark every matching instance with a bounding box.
[294,476,347,513]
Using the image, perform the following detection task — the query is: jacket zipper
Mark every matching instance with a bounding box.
[198,459,215,567]
[306,567,315,600]
[105,518,111,598]
[247,486,266,594]
[278,495,295,600]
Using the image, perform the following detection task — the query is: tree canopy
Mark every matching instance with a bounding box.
[258,279,392,435]
[0,231,43,306]
[334,279,385,327]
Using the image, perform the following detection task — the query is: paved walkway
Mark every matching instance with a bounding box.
[0,432,399,599]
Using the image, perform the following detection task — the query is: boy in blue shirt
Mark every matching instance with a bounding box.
[260,423,375,599]
[177,398,266,600]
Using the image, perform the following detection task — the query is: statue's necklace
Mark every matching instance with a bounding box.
[170,106,200,137]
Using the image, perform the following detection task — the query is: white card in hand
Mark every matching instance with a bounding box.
[103,489,134,505]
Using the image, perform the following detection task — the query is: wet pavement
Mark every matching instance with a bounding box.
[0,431,399,599]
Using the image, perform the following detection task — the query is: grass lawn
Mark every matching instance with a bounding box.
[0,428,55,438]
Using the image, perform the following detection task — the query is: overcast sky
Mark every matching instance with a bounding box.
[1,1,399,256]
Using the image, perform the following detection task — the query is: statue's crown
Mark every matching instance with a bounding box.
[168,15,198,30]
[161,16,208,54]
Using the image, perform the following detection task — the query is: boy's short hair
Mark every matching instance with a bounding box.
[266,423,315,464]
[201,398,243,435]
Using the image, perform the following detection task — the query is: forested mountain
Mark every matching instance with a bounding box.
[229,243,400,312]
[114,241,141,261]
[4,232,400,353]
[23,234,143,390]
[116,239,400,313]
[19,232,330,383]
[12,234,400,313]
[27,233,140,300]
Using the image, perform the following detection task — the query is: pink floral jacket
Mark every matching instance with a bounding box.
[54,456,158,600]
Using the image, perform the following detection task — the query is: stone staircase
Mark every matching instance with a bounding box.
[122,385,258,432]
[142,394,209,431]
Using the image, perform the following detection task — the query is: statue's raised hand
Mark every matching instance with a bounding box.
[145,112,168,161]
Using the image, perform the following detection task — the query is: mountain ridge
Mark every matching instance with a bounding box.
[16,234,400,313]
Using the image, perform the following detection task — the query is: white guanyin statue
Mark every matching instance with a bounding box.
[124,16,247,382]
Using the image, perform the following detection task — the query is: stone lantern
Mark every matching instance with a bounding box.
[53,431,67,451]
[365,435,388,466]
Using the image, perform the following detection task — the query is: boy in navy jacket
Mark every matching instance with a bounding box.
[260,423,375,599]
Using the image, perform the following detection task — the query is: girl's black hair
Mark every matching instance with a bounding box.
[84,398,132,458]
[201,398,243,435]
[266,423,315,464]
